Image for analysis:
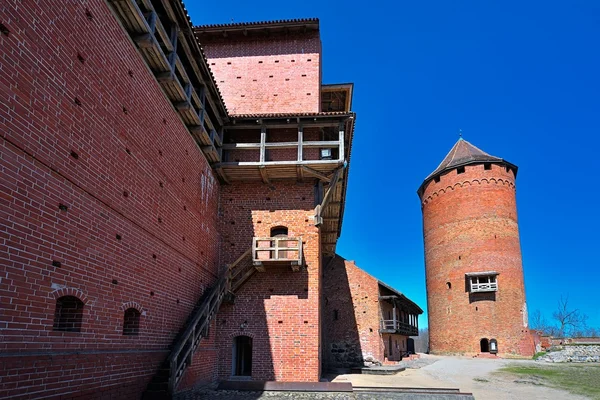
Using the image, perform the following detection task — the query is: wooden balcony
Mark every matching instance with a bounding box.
[466,272,499,293]
[216,114,352,183]
[252,237,303,272]
[470,281,498,292]
[380,320,419,336]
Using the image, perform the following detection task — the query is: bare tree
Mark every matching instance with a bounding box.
[413,328,429,353]
[552,296,588,337]
[530,309,548,332]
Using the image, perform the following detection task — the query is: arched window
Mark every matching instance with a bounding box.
[270,226,289,259]
[123,308,141,335]
[53,296,84,332]
[270,226,288,237]
[232,335,252,376]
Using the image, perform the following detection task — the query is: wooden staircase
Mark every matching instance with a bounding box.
[142,249,255,399]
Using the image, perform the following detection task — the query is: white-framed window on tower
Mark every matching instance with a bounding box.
[466,272,499,293]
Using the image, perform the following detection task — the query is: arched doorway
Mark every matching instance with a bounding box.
[232,336,252,376]
[480,338,490,353]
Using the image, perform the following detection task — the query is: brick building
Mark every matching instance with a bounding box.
[323,256,422,371]
[0,0,422,398]
[418,139,534,357]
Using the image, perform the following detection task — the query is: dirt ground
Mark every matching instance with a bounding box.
[332,354,592,399]
[179,354,595,399]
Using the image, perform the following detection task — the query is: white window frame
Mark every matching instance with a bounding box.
[466,272,499,293]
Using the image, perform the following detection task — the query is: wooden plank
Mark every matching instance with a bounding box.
[339,122,345,161]
[225,121,347,130]
[259,166,270,184]
[301,166,331,182]
[259,126,266,163]
[215,159,342,167]
[297,125,303,162]
[133,33,154,47]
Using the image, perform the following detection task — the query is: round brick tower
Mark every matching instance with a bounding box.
[418,139,533,357]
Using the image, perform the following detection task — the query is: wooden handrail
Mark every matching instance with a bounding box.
[252,237,302,263]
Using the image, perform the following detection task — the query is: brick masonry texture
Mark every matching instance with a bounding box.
[216,182,322,382]
[202,33,322,115]
[420,163,534,357]
[322,257,409,369]
[0,0,221,397]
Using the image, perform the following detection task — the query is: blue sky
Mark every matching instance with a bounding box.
[189,1,600,329]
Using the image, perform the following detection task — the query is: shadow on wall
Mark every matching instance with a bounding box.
[322,255,364,372]
[216,182,315,381]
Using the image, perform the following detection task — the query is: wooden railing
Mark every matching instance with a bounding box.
[470,281,498,292]
[381,320,419,336]
[221,123,345,166]
[167,274,227,393]
[252,237,303,266]
[157,248,253,396]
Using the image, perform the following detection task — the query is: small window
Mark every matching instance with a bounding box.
[123,308,141,335]
[434,176,440,183]
[333,309,339,320]
[446,282,452,290]
[457,166,465,174]
[270,226,288,237]
[53,296,84,332]
[484,163,492,170]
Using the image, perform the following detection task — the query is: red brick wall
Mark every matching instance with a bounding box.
[202,33,321,115]
[216,182,321,381]
[0,0,221,397]
[420,163,533,357]
[322,257,384,369]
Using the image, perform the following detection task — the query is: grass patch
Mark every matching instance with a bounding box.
[533,351,547,360]
[498,363,600,399]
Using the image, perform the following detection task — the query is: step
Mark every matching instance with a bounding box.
[217,381,353,392]
[351,365,406,375]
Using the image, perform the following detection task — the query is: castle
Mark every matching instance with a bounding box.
[0,0,423,398]
[418,139,534,357]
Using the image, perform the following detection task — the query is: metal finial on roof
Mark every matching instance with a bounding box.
[458,129,463,139]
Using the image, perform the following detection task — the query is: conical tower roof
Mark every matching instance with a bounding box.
[418,138,517,198]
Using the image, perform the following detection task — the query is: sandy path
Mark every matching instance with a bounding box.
[332,354,590,400]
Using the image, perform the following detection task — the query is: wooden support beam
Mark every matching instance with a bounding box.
[167,25,178,71]
[259,166,270,184]
[321,168,341,210]
[133,33,154,48]
[156,70,175,82]
[259,126,266,164]
[301,166,331,182]
[175,101,192,112]
[314,168,342,227]
[146,11,157,34]
[338,122,345,161]
[184,83,192,100]
[296,166,304,182]
[297,125,303,162]
[296,125,304,181]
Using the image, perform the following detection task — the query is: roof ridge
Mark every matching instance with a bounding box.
[194,18,319,30]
